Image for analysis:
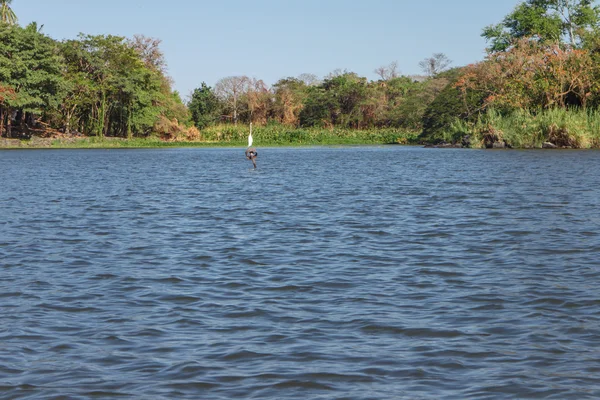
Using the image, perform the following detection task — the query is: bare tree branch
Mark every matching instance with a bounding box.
[419,53,452,77]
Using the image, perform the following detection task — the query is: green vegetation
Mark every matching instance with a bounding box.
[0,20,192,142]
[2,0,600,149]
[482,0,599,51]
[0,125,418,148]
[198,124,418,146]
[446,108,600,148]
[420,0,600,148]
[0,0,17,25]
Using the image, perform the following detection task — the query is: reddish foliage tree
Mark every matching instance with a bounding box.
[456,38,597,111]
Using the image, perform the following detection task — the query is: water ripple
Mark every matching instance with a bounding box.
[0,147,599,399]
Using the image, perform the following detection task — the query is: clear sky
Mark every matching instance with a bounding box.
[13,0,521,99]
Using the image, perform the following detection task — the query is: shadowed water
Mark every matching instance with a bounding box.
[1,146,599,399]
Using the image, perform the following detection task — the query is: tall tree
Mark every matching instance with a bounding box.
[61,34,168,138]
[0,23,64,137]
[482,0,600,51]
[214,75,249,125]
[0,0,17,25]
[127,34,167,73]
[374,61,399,81]
[188,82,221,128]
[297,73,320,86]
[272,77,308,125]
[244,78,270,124]
[383,76,432,129]
[533,0,600,46]
[300,72,368,128]
[419,53,452,77]
[456,38,597,110]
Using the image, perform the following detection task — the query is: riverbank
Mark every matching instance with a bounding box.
[0,126,419,149]
[438,108,600,149]
[0,137,409,149]
[0,137,225,149]
[3,111,600,149]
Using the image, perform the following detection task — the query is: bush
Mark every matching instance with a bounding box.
[153,116,201,141]
[444,108,600,148]
[419,69,484,143]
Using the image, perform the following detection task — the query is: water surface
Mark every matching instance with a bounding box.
[1,147,599,399]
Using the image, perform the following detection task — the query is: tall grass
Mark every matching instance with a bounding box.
[35,124,418,148]
[197,123,419,146]
[446,108,600,148]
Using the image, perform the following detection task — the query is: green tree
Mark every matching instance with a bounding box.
[188,82,221,129]
[420,68,483,143]
[0,0,17,25]
[482,0,600,51]
[298,85,334,127]
[163,90,189,124]
[0,23,64,137]
[60,34,172,138]
[535,0,600,46]
[61,35,126,137]
[127,34,191,133]
[380,76,426,128]
[321,72,368,128]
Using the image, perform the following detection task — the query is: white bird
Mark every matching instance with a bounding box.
[248,125,253,148]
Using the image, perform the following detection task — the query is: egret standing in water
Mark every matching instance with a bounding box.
[245,122,258,169]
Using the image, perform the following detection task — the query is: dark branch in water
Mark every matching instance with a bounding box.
[245,147,257,169]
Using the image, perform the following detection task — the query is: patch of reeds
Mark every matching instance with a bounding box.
[197,123,419,146]
[35,124,418,149]
[445,108,600,148]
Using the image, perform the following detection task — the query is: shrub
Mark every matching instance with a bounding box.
[443,108,600,148]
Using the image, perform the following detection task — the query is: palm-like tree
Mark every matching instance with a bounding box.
[0,0,17,25]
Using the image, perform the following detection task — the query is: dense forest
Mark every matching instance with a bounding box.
[2,0,600,148]
[0,0,192,143]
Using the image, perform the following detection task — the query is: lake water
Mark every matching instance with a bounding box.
[1,146,599,399]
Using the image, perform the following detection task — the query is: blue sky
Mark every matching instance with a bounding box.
[13,0,521,98]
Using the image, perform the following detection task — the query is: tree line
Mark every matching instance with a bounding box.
[0,0,189,140]
[2,0,600,148]
[425,0,600,147]
[188,61,451,132]
[189,0,600,147]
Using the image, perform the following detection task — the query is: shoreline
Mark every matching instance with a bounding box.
[0,138,593,150]
[1,133,597,150]
[0,137,414,150]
